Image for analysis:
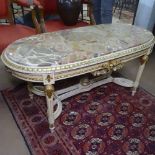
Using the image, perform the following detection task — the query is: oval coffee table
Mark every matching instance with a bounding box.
[1,23,155,130]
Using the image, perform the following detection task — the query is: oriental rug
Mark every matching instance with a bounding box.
[2,83,155,155]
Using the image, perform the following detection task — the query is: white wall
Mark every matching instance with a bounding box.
[134,0,155,31]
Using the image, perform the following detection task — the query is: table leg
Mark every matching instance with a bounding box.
[132,54,149,96]
[45,84,55,131]
[27,82,34,99]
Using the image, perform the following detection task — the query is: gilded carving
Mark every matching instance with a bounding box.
[80,78,91,86]
[10,49,150,83]
[47,75,52,83]
[45,85,54,98]
[140,55,149,65]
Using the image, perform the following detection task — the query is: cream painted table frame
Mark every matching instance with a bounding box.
[1,23,155,131]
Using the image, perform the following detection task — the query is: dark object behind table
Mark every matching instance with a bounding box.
[57,0,82,26]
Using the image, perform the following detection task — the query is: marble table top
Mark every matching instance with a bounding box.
[1,23,154,73]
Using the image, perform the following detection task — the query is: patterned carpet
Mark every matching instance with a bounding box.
[2,83,155,155]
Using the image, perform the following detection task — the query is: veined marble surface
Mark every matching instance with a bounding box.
[3,23,154,67]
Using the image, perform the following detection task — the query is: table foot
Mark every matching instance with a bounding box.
[132,90,136,96]
[49,124,55,132]
[29,93,34,100]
